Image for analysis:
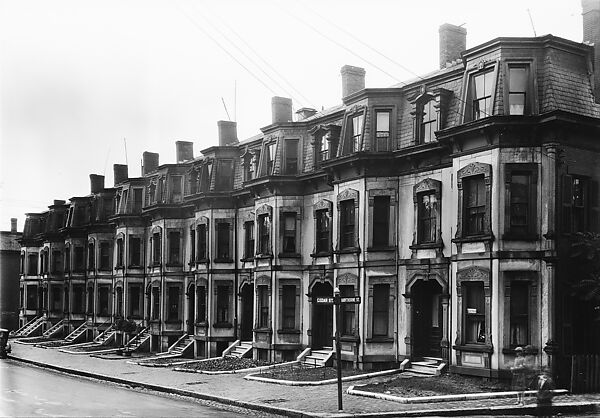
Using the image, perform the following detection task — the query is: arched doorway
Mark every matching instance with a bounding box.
[240,283,254,341]
[311,282,333,349]
[412,279,443,358]
[187,284,195,335]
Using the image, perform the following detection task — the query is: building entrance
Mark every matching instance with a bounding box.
[240,283,254,341]
[311,282,333,349]
[187,284,195,335]
[412,280,443,358]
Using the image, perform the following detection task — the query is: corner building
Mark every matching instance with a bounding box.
[18,2,600,382]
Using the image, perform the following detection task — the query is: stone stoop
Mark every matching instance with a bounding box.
[11,316,46,338]
[168,334,194,356]
[405,356,447,376]
[302,347,334,367]
[227,341,253,358]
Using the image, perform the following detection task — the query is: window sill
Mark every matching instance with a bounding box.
[278,253,301,259]
[334,247,361,255]
[409,242,443,250]
[452,234,494,244]
[501,233,539,241]
[366,337,393,343]
[277,329,300,334]
[310,251,332,258]
[195,259,209,265]
[213,322,233,329]
[253,327,272,333]
[453,344,494,353]
[165,320,181,324]
[213,258,233,264]
[240,257,254,262]
[195,321,208,327]
[340,335,360,343]
[115,265,125,271]
[255,254,273,260]
[502,346,538,355]
[127,265,142,269]
[367,246,396,252]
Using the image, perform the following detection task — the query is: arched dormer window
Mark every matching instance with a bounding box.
[409,87,452,146]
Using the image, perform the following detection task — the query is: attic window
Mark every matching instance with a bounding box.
[463,63,498,122]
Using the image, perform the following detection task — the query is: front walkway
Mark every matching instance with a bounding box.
[8,344,600,417]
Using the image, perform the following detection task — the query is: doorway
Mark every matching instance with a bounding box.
[240,283,254,341]
[311,282,333,349]
[187,284,195,335]
[412,280,443,358]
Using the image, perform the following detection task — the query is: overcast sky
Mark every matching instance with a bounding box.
[0,0,584,231]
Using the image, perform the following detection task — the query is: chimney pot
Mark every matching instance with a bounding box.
[10,218,17,233]
[176,141,194,162]
[582,0,600,102]
[340,65,366,98]
[89,174,105,194]
[271,97,293,124]
[296,107,317,121]
[113,164,128,185]
[53,200,65,206]
[217,121,238,146]
[142,152,159,176]
[439,23,467,69]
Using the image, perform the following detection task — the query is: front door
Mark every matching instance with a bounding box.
[412,280,443,358]
[311,282,333,349]
[187,284,195,335]
[240,283,254,341]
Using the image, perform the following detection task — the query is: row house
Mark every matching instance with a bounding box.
[18,2,600,382]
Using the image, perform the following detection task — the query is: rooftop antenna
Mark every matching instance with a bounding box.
[234,80,237,122]
[527,9,537,37]
[123,137,129,166]
[221,97,232,121]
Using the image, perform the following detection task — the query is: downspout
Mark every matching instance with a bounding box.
[395,179,400,365]
[271,196,278,359]
[234,200,239,341]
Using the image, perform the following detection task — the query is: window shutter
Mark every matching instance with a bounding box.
[562,175,573,232]
[590,180,600,233]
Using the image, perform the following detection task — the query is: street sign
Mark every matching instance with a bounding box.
[340,296,361,304]
[315,297,334,304]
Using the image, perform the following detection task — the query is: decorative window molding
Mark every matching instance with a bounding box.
[256,205,273,256]
[337,189,360,252]
[312,200,333,257]
[195,216,209,262]
[279,206,301,257]
[409,87,452,146]
[367,189,396,250]
[214,218,233,263]
[411,178,443,253]
[454,267,492,350]
[503,163,538,240]
[310,125,341,168]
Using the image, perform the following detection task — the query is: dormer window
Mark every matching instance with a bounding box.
[463,63,498,122]
[283,139,299,175]
[264,142,277,176]
[503,61,535,116]
[419,99,437,143]
[215,160,233,191]
[375,110,391,151]
[318,133,330,164]
[170,175,183,202]
[349,113,364,152]
[410,88,450,146]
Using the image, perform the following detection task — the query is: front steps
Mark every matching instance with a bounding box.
[125,328,150,352]
[402,357,447,375]
[11,316,46,338]
[301,347,334,367]
[167,334,194,357]
[224,340,253,358]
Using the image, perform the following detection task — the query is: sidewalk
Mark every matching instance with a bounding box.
[8,343,600,417]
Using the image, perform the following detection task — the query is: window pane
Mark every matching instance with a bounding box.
[376,111,390,132]
[285,139,299,174]
[509,67,527,92]
[282,285,296,329]
[510,281,529,347]
[373,196,390,247]
[372,284,389,337]
[465,282,485,344]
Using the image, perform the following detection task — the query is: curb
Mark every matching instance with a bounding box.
[8,354,313,418]
[245,368,403,386]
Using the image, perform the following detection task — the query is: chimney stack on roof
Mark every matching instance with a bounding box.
[89,174,105,194]
[176,141,194,162]
[582,0,600,102]
[271,97,293,124]
[217,121,238,146]
[53,200,65,206]
[296,107,317,121]
[142,152,159,176]
[10,218,17,233]
[113,164,129,185]
[439,23,467,69]
[340,65,365,98]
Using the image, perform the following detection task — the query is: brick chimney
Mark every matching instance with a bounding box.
[296,107,317,121]
[439,23,467,69]
[113,164,128,185]
[89,174,105,194]
[583,0,600,102]
[271,97,293,124]
[217,121,238,146]
[142,152,159,176]
[341,65,365,98]
[10,218,17,233]
[176,141,194,162]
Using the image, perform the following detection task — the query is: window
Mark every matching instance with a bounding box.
[372,196,390,247]
[26,285,37,310]
[315,209,330,254]
[317,133,330,165]
[216,222,230,261]
[215,160,234,191]
[349,114,364,152]
[52,250,62,273]
[98,286,110,316]
[64,247,71,272]
[88,243,95,270]
[152,287,160,320]
[465,282,485,344]
[372,284,389,337]
[418,99,437,143]
[196,224,207,261]
[116,287,123,317]
[505,164,537,238]
[168,231,181,265]
[216,285,230,323]
[510,281,529,347]
[129,236,141,267]
[562,175,595,233]
[464,175,486,236]
[51,285,61,313]
[99,242,110,270]
[339,200,356,249]
[120,190,128,214]
[281,285,296,330]
[257,285,269,328]
[73,285,84,314]
[507,66,528,115]
[189,228,195,264]
[152,232,161,265]
[27,253,38,275]
[469,68,495,120]
[340,285,355,336]
[258,214,271,255]
[197,286,206,322]
[265,143,276,175]
[87,287,94,314]
[418,192,437,243]
[132,188,143,213]
[170,175,183,202]
[167,286,180,321]
[284,139,299,174]
[74,247,84,271]
[129,285,141,317]
[282,213,297,253]
[116,238,124,268]
[41,251,49,274]
[244,221,255,259]
[375,111,390,151]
